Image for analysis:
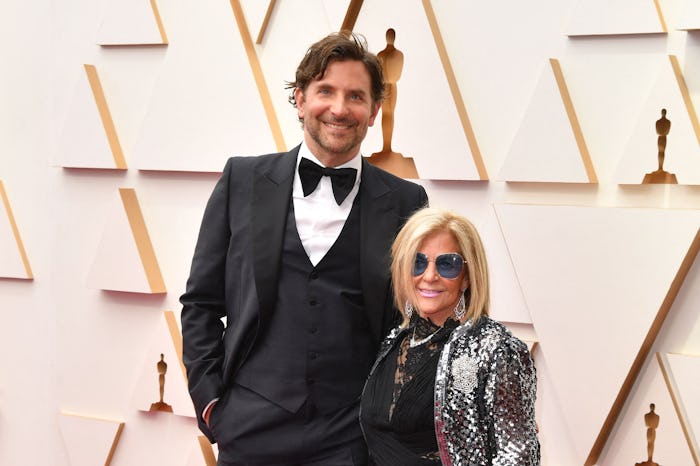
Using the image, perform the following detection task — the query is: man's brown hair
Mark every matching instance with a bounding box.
[287,31,385,109]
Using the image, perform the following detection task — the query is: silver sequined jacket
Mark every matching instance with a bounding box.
[378,316,540,465]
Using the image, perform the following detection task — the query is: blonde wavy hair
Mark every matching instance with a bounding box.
[391,207,490,327]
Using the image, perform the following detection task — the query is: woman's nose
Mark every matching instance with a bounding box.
[422,261,440,281]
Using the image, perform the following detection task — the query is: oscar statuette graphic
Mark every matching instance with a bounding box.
[635,403,660,466]
[367,28,418,179]
[150,353,173,412]
[642,109,677,184]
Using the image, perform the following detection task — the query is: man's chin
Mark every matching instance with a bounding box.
[319,140,358,156]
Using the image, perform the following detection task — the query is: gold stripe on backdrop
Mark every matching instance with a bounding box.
[550,58,598,184]
[84,64,127,169]
[229,0,286,152]
[670,55,700,146]
[149,0,169,44]
[0,181,33,279]
[119,188,166,294]
[423,0,488,180]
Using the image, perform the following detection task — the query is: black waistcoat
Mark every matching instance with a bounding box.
[234,197,375,414]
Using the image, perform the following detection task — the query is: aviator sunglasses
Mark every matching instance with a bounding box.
[412,252,467,280]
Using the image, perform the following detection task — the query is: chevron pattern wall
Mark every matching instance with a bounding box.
[2,1,700,465]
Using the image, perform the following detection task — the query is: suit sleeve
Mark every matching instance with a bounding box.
[404,181,428,215]
[419,185,428,209]
[180,158,235,440]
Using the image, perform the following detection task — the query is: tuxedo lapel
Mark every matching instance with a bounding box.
[252,149,298,324]
[359,160,400,342]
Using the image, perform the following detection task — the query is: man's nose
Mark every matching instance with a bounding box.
[330,95,350,117]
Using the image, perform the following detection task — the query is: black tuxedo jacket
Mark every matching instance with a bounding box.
[180,146,428,441]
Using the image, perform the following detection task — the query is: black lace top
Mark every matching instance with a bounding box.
[360,316,459,466]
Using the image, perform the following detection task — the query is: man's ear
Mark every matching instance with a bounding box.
[294,88,305,119]
[368,101,381,126]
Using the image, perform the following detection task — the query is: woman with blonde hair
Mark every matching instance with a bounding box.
[360,207,540,465]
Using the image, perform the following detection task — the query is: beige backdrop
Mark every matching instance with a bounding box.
[2,0,700,465]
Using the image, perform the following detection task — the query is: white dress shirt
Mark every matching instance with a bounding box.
[293,142,362,266]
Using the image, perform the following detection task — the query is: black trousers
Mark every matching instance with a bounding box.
[211,383,369,466]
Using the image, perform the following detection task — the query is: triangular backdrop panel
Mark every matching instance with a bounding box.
[497,59,595,183]
[659,352,700,462]
[677,0,700,31]
[494,203,700,465]
[87,188,166,294]
[598,251,700,466]
[0,181,32,279]
[97,0,168,45]
[186,436,218,466]
[598,356,694,466]
[614,56,700,185]
[354,0,484,180]
[565,0,667,36]
[530,344,580,465]
[53,65,126,169]
[131,0,277,171]
[556,54,665,182]
[132,311,195,418]
[58,412,124,466]
[483,204,531,324]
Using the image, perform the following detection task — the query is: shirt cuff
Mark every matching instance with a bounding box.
[203,397,219,420]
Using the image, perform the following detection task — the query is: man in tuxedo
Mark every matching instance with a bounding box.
[181,32,428,466]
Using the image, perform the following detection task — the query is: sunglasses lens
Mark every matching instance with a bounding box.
[435,254,464,279]
[412,253,465,279]
[413,253,428,276]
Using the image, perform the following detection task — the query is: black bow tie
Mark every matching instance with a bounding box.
[298,157,357,205]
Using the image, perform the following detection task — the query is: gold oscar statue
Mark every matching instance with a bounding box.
[150,353,173,412]
[642,109,677,184]
[635,403,660,466]
[367,28,418,179]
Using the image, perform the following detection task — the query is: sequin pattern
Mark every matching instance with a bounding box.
[434,317,540,465]
[450,353,478,394]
